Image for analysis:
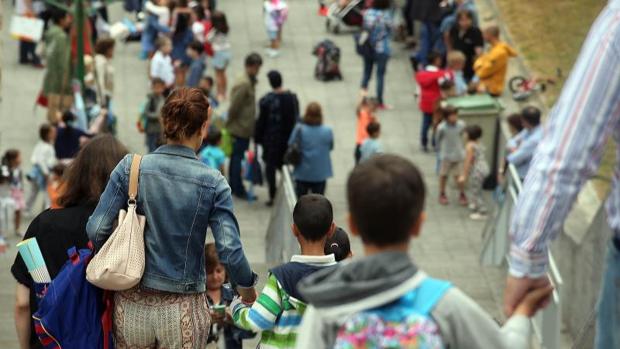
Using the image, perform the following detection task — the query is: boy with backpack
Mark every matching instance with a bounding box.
[295,154,553,349]
[231,194,337,348]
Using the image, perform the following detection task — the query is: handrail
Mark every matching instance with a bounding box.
[265,166,299,264]
[481,163,563,349]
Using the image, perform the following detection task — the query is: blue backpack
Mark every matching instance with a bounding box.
[33,244,114,349]
[334,277,452,349]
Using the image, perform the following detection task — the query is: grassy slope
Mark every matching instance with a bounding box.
[495,0,613,197]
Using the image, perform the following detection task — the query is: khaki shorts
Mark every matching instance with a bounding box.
[440,160,463,177]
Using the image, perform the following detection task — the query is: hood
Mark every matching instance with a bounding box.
[495,42,518,57]
[298,251,418,309]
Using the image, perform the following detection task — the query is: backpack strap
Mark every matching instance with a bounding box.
[412,277,452,316]
[128,154,142,204]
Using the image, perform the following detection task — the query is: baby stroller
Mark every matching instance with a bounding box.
[325,0,366,34]
[313,40,343,81]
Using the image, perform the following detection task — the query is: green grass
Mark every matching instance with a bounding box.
[495,0,614,198]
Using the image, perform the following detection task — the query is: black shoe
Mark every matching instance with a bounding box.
[265,200,274,207]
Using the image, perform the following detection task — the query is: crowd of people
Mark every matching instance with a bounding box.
[3,0,618,348]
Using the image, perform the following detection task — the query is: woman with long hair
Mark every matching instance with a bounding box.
[12,135,129,349]
[87,88,257,347]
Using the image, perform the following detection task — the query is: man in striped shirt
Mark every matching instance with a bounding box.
[231,194,337,348]
[504,1,620,347]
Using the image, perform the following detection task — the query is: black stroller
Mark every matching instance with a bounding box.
[313,40,343,81]
[325,0,366,34]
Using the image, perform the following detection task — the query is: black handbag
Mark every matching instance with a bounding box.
[284,124,303,166]
[354,30,374,57]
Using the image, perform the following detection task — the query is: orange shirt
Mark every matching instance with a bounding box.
[356,109,376,145]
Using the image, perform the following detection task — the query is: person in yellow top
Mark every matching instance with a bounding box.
[474,26,517,97]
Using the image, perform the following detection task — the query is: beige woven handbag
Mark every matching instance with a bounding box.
[87,155,146,291]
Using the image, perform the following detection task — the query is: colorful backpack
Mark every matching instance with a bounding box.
[33,244,114,349]
[334,278,451,349]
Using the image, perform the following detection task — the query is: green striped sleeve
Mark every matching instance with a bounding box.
[232,274,283,332]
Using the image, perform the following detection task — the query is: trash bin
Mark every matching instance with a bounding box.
[445,94,503,188]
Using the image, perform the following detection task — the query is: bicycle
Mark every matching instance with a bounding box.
[508,68,562,102]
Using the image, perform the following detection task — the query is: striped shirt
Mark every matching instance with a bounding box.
[509,0,620,277]
[231,255,336,349]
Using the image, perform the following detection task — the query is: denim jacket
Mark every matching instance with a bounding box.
[86,145,256,294]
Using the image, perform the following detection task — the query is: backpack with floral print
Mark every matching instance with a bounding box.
[334,278,451,349]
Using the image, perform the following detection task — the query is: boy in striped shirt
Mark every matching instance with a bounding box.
[231,194,337,348]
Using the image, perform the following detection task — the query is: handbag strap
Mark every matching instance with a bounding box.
[128,154,142,204]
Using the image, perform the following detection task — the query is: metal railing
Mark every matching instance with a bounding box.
[265,166,299,264]
[480,163,563,349]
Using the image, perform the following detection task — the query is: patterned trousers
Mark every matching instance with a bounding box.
[114,287,211,349]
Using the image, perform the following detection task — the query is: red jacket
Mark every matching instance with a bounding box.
[415,67,452,114]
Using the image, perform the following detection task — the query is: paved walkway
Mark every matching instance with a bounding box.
[0,0,507,347]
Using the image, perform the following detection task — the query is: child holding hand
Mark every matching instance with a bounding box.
[205,243,255,349]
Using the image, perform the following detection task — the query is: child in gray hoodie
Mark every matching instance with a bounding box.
[295,154,553,349]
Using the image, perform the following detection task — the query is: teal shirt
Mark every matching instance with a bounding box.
[360,138,382,162]
[199,146,226,171]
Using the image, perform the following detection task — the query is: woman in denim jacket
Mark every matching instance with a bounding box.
[86,88,257,348]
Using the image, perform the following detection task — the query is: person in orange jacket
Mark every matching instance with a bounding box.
[474,25,517,97]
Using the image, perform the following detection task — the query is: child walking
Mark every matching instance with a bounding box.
[436,106,467,206]
[204,243,255,349]
[232,194,337,349]
[150,37,176,90]
[355,97,378,164]
[199,128,226,175]
[207,11,231,101]
[296,154,554,349]
[140,78,167,153]
[25,124,58,214]
[415,51,453,152]
[2,150,25,235]
[324,227,352,262]
[359,121,382,162]
[459,125,490,220]
[186,41,206,87]
[263,0,289,58]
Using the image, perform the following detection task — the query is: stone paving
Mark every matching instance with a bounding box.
[0,0,509,347]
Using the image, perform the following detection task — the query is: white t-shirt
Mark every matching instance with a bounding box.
[150,51,175,87]
[207,29,231,52]
[30,141,57,176]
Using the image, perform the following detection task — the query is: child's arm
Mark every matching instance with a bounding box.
[432,285,553,349]
[458,143,475,184]
[231,274,282,333]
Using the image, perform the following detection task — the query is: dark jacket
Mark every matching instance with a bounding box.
[254,91,299,167]
[409,0,443,22]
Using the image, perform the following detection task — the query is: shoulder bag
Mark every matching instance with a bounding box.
[87,154,146,291]
[284,124,303,166]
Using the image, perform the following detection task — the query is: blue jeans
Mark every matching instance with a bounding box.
[295,180,326,198]
[146,132,160,153]
[421,113,434,148]
[595,237,620,349]
[361,53,390,105]
[229,136,250,197]
[415,21,441,65]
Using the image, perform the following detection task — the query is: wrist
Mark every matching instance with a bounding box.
[509,244,549,278]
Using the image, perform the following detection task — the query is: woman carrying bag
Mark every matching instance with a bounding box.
[287,102,334,198]
[86,88,257,348]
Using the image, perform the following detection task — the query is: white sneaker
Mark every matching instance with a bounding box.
[470,212,488,221]
[468,203,478,211]
[266,49,280,58]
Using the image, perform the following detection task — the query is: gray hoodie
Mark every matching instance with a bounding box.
[295,252,531,349]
